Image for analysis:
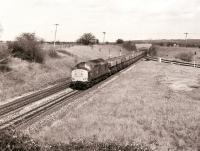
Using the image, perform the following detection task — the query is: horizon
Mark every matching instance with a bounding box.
[1,38,200,43]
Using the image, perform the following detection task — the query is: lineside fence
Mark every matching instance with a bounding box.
[146,56,200,68]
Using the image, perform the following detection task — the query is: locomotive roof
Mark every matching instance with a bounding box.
[88,58,106,64]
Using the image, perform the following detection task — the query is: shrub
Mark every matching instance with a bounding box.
[148,45,157,56]
[116,39,124,44]
[176,52,193,62]
[48,47,59,58]
[8,33,45,63]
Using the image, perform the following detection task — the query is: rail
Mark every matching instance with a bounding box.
[0,80,70,117]
[0,90,80,129]
[146,56,200,68]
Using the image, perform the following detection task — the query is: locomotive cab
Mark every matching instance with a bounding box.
[70,59,109,89]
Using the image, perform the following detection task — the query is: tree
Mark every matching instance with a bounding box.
[77,33,96,45]
[116,39,124,44]
[8,33,44,63]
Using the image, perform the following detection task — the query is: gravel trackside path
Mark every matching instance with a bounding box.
[25,61,200,151]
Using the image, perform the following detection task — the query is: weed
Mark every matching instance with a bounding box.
[48,47,59,58]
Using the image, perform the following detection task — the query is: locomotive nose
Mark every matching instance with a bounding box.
[71,69,88,82]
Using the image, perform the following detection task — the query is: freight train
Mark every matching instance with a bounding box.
[70,50,147,89]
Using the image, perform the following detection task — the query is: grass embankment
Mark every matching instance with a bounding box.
[62,44,130,62]
[0,44,128,102]
[0,56,74,102]
[28,61,200,151]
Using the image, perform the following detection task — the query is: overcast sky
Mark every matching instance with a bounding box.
[0,0,200,42]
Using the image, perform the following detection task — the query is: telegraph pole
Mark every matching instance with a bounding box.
[102,32,106,44]
[184,32,188,47]
[54,24,59,51]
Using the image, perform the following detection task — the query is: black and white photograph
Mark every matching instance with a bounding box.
[0,0,200,150]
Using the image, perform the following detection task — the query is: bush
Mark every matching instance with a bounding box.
[176,52,193,62]
[148,46,157,56]
[116,39,124,44]
[48,47,59,58]
[8,33,45,63]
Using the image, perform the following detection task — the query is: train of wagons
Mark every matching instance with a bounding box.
[70,50,147,89]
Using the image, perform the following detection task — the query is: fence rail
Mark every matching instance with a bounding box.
[146,56,200,68]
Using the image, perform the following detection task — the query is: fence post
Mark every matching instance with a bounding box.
[158,57,162,63]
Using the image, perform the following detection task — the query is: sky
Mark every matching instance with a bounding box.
[0,0,200,42]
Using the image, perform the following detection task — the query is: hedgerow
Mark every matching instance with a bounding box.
[0,128,41,151]
[0,129,152,151]
[8,33,45,63]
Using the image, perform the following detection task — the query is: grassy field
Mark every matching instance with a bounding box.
[155,46,200,63]
[0,44,128,102]
[25,61,200,150]
[60,44,130,62]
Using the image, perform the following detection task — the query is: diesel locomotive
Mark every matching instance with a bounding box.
[70,50,146,89]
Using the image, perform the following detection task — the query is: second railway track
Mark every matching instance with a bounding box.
[0,79,70,117]
[0,90,81,130]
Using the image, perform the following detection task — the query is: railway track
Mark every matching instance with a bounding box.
[0,79,70,117]
[146,56,200,68]
[0,90,81,130]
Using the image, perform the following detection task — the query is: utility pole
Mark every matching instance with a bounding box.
[184,32,189,47]
[109,48,111,58]
[102,32,106,44]
[54,24,59,51]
